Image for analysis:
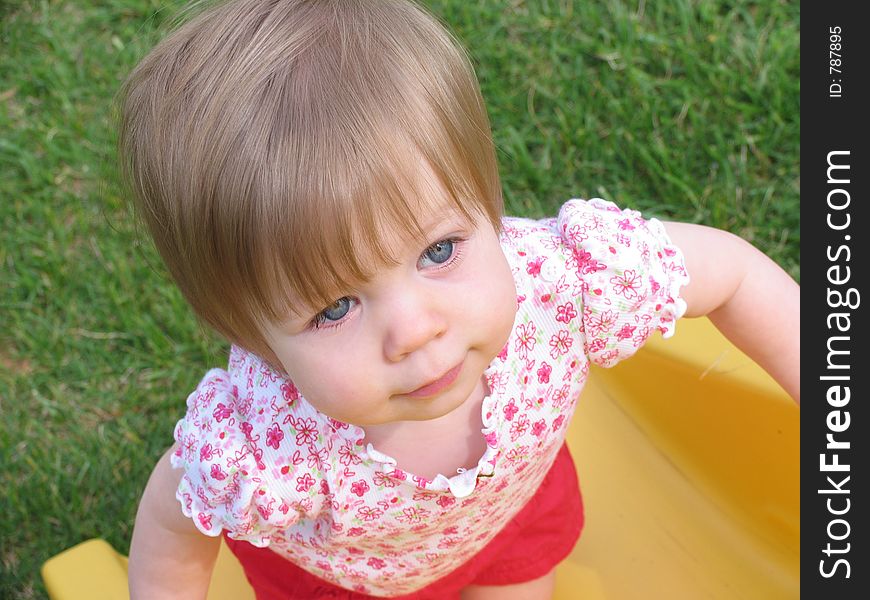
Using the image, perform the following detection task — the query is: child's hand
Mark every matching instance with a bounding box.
[663,222,800,403]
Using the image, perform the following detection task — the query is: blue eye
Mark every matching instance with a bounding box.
[420,239,455,266]
[314,296,355,327]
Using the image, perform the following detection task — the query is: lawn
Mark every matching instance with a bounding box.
[0,0,798,597]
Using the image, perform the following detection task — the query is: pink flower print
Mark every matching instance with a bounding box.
[367,557,387,570]
[239,421,254,441]
[487,371,508,395]
[259,363,279,386]
[611,269,642,300]
[356,506,383,522]
[338,441,362,466]
[506,445,529,463]
[388,469,407,481]
[587,338,606,354]
[296,473,315,492]
[549,330,573,359]
[294,418,318,446]
[181,433,197,462]
[616,323,636,341]
[503,223,520,238]
[195,487,212,511]
[280,380,300,404]
[237,394,253,418]
[350,480,370,497]
[552,384,571,409]
[397,507,429,524]
[600,349,621,366]
[200,442,218,462]
[210,464,228,480]
[328,417,350,432]
[552,414,566,432]
[555,302,578,324]
[616,233,632,247]
[252,445,266,471]
[587,309,617,337]
[526,256,545,276]
[503,399,519,421]
[256,497,275,520]
[266,423,284,449]
[226,446,250,470]
[617,217,636,231]
[536,361,552,383]
[649,276,661,296]
[347,527,366,536]
[307,445,329,471]
[436,495,456,508]
[414,491,437,502]
[514,322,537,360]
[571,247,607,275]
[532,419,547,438]
[373,471,398,488]
[510,414,529,442]
[197,512,213,531]
[438,536,462,549]
[412,475,431,488]
[213,402,233,422]
[633,326,652,347]
[497,343,508,361]
[564,224,587,246]
[484,431,497,447]
[316,560,333,572]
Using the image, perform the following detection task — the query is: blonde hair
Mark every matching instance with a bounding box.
[118,0,502,364]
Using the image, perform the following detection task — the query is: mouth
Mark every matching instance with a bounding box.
[404,361,464,398]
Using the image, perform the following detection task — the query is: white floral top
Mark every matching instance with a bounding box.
[172,198,689,596]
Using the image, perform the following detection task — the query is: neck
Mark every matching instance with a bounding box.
[362,376,488,476]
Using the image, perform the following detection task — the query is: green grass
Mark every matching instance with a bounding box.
[0,1,798,597]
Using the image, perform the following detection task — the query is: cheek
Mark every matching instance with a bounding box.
[466,249,517,344]
[284,351,379,421]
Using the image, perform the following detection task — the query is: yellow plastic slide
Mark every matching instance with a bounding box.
[41,317,799,599]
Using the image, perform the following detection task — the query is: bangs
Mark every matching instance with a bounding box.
[258,137,481,320]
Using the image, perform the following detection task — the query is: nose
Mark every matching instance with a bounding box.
[380,284,448,363]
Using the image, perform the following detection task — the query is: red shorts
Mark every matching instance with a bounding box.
[225,443,583,599]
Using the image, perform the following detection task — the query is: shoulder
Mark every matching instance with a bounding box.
[502,198,690,367]
[171,349,331,544]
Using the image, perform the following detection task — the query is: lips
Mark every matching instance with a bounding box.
[405,361,464,398]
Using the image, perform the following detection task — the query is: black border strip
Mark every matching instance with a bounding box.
[802,2,867,596]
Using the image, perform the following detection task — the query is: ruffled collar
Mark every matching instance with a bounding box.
[324,358,507,499]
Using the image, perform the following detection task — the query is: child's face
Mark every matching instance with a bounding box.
[263,176,517,428]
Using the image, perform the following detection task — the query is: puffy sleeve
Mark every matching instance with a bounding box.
[171,368,305,547]
[557,198,690,367]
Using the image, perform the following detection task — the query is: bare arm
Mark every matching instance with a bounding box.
[128,445,221,599]
[663,222,800,403]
